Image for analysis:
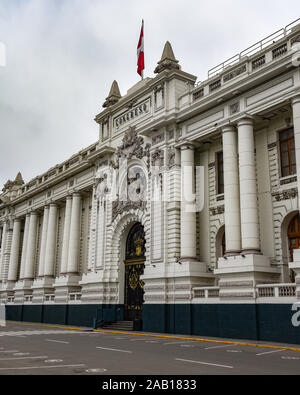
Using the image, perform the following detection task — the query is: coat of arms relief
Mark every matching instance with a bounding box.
[95,126,150,221]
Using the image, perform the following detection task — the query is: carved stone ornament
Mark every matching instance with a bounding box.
[116,126,151,163]
[112,200,147,222]
[210,205,225,216]
[95,168,110,200]
[272,188,298,202]
[151,148,164,166]
[167,148,176,167]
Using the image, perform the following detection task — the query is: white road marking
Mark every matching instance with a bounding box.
[130,339,147,342]
[205,344,237,350]
[0,350,19,353]
[0,364,86,371]
[45,339,70,344]
[181,345,195,348]
[256,349,285,356]
[44,359,63,363]
[282,356,300,360]
[96,346,132,354]
[176,358,234,369]
[0,356,48,361]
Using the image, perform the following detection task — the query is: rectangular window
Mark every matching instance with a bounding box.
[217,152,224,195]
[279,128,296,177]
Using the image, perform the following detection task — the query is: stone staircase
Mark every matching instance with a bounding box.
[101,321,134,331]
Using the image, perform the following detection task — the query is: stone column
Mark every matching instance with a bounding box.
[60,196,73,274]
[292,96,300,211]
[44,203,58,277]
[19,214,30,280]
[222,125,241,255]
[7,219,22,282]
[180,144,196,260]
[67,193,81,274]
[0,222,8,281]
[24,212,38,280]
[237,117,260,253]
[289,96,300,290]
[38,206,49,277]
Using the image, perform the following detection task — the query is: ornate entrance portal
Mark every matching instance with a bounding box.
[124,223,145,322]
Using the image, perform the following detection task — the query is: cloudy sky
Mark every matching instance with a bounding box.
[0,0,299,187]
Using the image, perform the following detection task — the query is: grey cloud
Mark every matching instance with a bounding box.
[0,0,299,186]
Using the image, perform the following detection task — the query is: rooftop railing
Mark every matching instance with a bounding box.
[208,18,300,79]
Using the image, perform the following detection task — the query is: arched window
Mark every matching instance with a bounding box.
[221,232,226,257]
[288,215,300,283]
[288,214,300,263]
[280,128,296,177]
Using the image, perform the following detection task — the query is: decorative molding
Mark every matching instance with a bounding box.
[230,102,240,115]
[272,188,298,202]
[111,200,147,222]
[291,34,300,46]
[167,148,176,167]
[268,142,277,150]
[116,126,151,164]
[210,205,225,216]
[280,176,297,186]
[152,133,165,146]
[223,64,247,83]
[151,148,164,166]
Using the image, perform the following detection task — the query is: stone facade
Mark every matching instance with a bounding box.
[1,21,300,330]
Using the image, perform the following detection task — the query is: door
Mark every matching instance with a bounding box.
[124,223,145,321]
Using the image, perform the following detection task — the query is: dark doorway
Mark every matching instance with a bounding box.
[124,223,145,322]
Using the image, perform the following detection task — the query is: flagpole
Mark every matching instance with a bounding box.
[141,19,144,81]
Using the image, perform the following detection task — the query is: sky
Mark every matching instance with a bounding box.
[0,0,299,187]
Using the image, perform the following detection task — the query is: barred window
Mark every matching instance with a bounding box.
[217,152,224,195]
[280,128,296,177]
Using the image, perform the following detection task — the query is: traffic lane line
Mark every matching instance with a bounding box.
[45,339,70,344]
[256,349,286,356]
[6,321,300,353]
[0,356,48,361]
[96,346,132,354]
[0,364,86,371]
[175,358,234,369]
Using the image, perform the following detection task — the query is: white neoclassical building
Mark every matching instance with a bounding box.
[1,19,300,342]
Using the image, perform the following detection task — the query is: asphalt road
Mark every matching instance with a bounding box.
[0,321,300,375]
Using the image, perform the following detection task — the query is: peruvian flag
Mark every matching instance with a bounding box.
[137,20,144,77]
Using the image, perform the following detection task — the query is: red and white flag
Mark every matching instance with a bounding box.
[137,20,144,78]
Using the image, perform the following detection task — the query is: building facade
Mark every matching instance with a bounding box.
[1,19,300,342]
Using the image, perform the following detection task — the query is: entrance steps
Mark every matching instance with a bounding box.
[101,321,134,331]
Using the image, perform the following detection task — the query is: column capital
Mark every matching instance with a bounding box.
[221,124,236,134]
[14,217,22,223]
[66,195,73,201]
[72,192,82,198]
[49,202,58,208]
[291,95,300,106]
[236,115,254,127]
